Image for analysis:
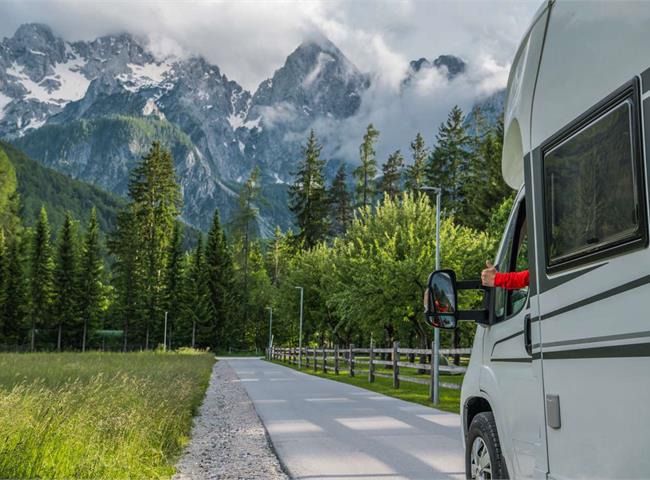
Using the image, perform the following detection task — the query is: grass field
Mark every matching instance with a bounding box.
[0,351,215,479]
[270,359,462,414]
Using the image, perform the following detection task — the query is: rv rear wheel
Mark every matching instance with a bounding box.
[466,412,508,479]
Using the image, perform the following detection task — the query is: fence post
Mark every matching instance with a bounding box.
[334,345,339,375]
[322,347,327,373]
[349,343,355,377]
[393,341,400,389]
[429,340,435,402]
[369,341,375,383]
[313,347,318,371]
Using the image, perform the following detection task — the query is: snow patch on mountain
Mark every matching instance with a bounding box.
[117,61,174,93]
[0,93,11,119]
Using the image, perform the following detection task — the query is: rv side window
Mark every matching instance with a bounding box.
[542,83,646,271]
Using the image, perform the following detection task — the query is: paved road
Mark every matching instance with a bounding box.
[226,358,465,480]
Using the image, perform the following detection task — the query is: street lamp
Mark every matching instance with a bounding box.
[266,306,273,350]
[419,185,442,405]
[295,286,304,368]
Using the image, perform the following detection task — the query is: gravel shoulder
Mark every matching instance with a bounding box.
[173,359,288,480]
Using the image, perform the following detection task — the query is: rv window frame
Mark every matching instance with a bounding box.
[540,78,648,274]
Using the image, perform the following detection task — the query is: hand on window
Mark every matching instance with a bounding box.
[481,261,497,287]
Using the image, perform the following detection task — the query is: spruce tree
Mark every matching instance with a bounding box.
[427,106,471,214]
[30,207,54,351]
[53,212,79,351]
[405,132,429,192]
[0,231,6,341]
[379,150,404,200]
[328,165,352,237]
[163,221,184,350]
[181,236,211,348]
[289,130,329,248]
[109,209,143,351]
[2,236,27,344]
[127,142,182,348]
[79,207,104,352]
[354,123,380,209]
[205,209,234,349]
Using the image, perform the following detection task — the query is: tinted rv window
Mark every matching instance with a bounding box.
[543,98,640,267]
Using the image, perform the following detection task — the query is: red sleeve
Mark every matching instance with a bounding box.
[494,270,529,290]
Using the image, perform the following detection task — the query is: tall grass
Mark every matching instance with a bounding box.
[0,351,214,479]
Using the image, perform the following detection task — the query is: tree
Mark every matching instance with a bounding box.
[354,123,380,208]
[379,150,404,200]
[181,236,211,348]
[328,165,352,237]
[53,211,79,351]
[30,207,54,351]
[127,141,182,348]
[1,235,27,344]
[427,106,471,214]
[162,221,184,350]
[78,207,104,352]
[462,115,513,229]
[109,209,143,351]
[289,130,329,248]
[405,132,429,192]
[204,209,234,349]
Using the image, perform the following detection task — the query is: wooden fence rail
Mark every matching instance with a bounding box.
[266,342,471,399]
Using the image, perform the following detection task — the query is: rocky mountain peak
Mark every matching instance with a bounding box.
[432,55,466,80]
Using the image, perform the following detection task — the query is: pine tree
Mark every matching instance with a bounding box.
[204,209,234,349]
[379,150,404,200]
[163,221,184,350]
[354,123,380,208]
[79,207,104,352]
[405,132,429,192]
[181,236,211,348]
[30,207,54,351]
[427,106,471,214]
[289,130,329,248]
[461,115,513,229]
[127,141,182,349]
[2,236,27,344]
[109,209,143,351]
[328,165,352,237]
[53,212,79,351]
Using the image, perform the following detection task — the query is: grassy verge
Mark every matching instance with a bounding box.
[269,359,462,414]
[0,351,215,479]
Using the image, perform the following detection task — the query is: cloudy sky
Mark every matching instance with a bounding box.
[0,0,542,160]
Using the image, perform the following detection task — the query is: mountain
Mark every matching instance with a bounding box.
[0,23,498,235]
[464,89,506,134]
[0,141,124,233]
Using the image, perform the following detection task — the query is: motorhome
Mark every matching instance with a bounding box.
[425,1,650,478]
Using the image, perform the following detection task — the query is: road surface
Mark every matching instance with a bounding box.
[226,358,465,480]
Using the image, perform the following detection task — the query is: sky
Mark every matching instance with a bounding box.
[0,0,542,161]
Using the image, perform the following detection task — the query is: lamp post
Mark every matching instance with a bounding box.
[266,306,273,350]
[420,186,442,405]
[295,286,304,368]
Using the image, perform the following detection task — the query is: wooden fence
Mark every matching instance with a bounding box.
[266,342,471,400]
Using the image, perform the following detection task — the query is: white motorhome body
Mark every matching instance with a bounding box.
[456,1,650,478]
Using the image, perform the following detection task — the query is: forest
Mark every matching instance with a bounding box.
[0,104,513,355]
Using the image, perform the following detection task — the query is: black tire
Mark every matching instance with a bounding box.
[465,412,508,479]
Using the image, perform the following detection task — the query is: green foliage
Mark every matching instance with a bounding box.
[405,132,429,193]
[0,351,214,479]
[289,131,329,248]
[30,207,55,351]
[379,150,404,200]
[0,147,20,241]
[327,165,352,237]
[354,123,380,208]
[53,212,80,351]
[78,208,105,352]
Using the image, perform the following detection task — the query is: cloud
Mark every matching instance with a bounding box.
[0,0,541,162]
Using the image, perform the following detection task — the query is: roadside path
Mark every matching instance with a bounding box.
[227,358,465,480]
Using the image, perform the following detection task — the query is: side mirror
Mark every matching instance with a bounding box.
[424,269,490,329]
[424,269,458,329]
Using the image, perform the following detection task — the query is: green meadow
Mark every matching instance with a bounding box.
[0,351,214,479]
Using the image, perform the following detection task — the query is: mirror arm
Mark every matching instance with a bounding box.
[457,310,489,323]
[457,280,483,290]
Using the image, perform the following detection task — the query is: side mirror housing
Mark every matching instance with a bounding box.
[424,269,490,329]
